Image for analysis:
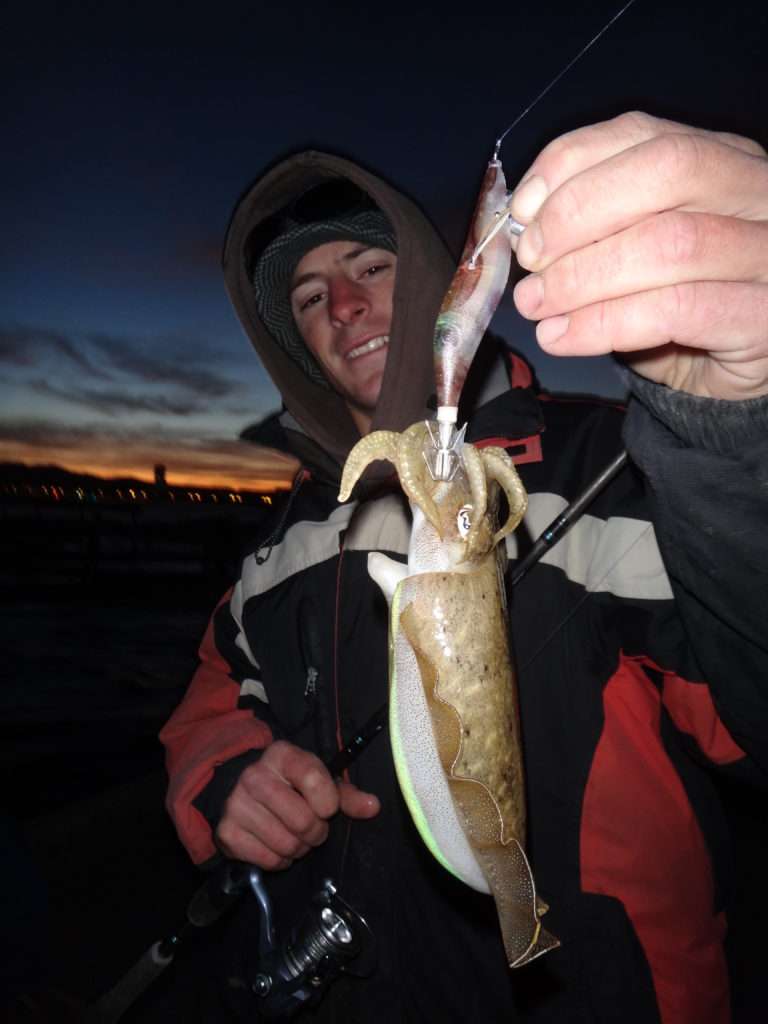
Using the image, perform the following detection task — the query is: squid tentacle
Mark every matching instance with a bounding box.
[480,447,528,545]
[460,442,489,558]
[338,430,401,502]
[397,423,441,534]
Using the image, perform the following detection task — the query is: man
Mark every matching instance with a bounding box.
[160,113,768,1023]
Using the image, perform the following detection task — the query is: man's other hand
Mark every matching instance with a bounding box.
[215,740,380,870]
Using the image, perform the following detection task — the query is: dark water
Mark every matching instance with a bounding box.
[0,500,274,817]
[0,503,269,1018]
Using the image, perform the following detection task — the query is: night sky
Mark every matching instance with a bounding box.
[3,1,766,488]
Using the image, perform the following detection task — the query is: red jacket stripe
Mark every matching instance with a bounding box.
[474,434,543,464]
[159,590,273,865]
[580,654,730,1024]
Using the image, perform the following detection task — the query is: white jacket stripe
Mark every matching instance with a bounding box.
[236,492,672,603]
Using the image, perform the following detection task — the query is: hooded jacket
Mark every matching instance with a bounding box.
[160,151,768,1024]
[223,150,456,470]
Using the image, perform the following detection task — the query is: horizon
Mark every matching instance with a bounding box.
[1,451,297,492]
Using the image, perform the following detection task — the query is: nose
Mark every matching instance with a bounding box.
[328,278,369,326]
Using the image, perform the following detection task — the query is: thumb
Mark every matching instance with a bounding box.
[338,781,381,819]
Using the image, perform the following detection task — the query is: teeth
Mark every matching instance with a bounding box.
[347,335,389,360]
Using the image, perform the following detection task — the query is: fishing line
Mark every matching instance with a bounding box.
[494,0,638,159]
[517,521,653,674]
[489,0,642,667]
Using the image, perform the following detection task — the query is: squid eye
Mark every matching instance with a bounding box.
[457,505,473,537]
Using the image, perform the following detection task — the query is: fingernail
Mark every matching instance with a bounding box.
[513,274,543,315]
[512,174,549,220]
[517,223,543,268]
[538,316,570,347]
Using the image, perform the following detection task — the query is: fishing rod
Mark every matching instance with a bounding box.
[82,731,381,1024]
[509,448,629,586]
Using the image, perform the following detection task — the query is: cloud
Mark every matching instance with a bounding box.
[1,323,248,404]
[0,326,110,378]
[0,417,103,449]
[0,415,294,462]
[88,332,243,398]
[0,333,34,367]
[28,379,210,417]
[0,416,191,451]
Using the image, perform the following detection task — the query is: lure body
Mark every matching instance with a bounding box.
[433,158,513,415]
[427,157,516,481]
[339,425,558,967]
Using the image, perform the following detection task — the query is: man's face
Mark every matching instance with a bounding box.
[290,240,396,434]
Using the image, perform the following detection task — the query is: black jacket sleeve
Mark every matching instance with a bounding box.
[623,374,768,770]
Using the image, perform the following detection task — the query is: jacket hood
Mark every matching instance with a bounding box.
[223,150,458,469]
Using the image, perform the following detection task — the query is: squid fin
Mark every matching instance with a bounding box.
[368,552,408,606]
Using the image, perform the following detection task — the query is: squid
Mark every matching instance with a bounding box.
[338,156,559,967]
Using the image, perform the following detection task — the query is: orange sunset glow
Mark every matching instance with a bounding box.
[0,439,299,492]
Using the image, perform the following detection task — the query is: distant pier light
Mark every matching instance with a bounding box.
[154,464,167,487]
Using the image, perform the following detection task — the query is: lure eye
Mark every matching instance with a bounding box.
[457,505,473,537]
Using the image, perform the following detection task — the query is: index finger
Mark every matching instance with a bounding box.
[511,121,768,272]
[264,743,340,819]
[511,111,765,215]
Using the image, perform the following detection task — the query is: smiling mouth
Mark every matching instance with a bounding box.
[346,335,389,361]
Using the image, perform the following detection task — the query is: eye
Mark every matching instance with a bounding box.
[457,505,472,537]
[298,291,325,313]
[361,261,392,280]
